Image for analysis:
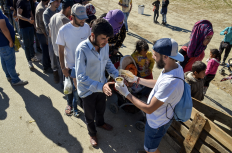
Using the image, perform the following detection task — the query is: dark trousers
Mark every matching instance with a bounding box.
[82,92,106,136]
[36,33,51,69]
[21,26,35,62]
[219,41,232,62]
[66,69,74,107]
[204,74,215,87]
[56,56,64,87]
[154,10,159,22]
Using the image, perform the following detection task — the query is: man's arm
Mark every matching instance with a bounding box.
[138,77,157,88]
[220,27,228,35]
[58,45,70,77]
[105,58,119,79]
[17,8,34,24]
[126,94,164,114]
[129,2,132,12]
[37,10,47,37]
[0,19,14,47]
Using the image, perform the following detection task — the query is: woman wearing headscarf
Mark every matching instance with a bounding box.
[103,9,126,57]
[85,3,96,25]
[179,20,214,72]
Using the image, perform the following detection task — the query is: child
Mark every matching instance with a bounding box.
[204,49,221,94]
[131,39,155,79]
[185,61,206,101]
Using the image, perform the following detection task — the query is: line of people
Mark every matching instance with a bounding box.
[1,0,232,153]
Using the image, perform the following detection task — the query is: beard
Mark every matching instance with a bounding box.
[156,56,165,69]
[74,18,84,27]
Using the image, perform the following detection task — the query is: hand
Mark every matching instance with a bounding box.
[62,68,70,77]
[10,7,14,10]
[28,18,34,24]
[113,49,119,55]
[123,5,128,8]
[115,84,130,97]
[9,41,14,48]
[103,82,115,96]
[15,17,18,22]
[224,31,228,35]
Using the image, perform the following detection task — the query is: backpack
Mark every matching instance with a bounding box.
[166,77,192,122]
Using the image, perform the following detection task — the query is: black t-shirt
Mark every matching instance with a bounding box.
[17,0,33,28]
[153,1,160,10]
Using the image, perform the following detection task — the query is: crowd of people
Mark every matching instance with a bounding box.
[0,0,232,153]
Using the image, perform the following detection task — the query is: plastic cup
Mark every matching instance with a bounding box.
[115,77,124,87]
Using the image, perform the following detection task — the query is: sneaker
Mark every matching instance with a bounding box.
[221,61,226,66]
[28,61,34,70]
[73,110,80,118]
[31,56,41,62]
[12,80,28,86]
[53,70,60,84]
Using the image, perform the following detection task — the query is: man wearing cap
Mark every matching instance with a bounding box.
[115,38,185,153]
[43,0,60,83]
[56,4,90,117]
[49,0,73,87]
[35,0,51,72]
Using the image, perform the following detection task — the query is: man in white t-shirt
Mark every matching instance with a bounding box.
[56,4,90,117]
[115,38,184,153]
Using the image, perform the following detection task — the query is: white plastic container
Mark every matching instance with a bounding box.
[138,5,145,15]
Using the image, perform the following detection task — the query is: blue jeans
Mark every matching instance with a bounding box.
[13,17,22,39]
[36,33,51,69]
[21,26,35,61]
[123,12,130,31]
[73,84,81,111]
[0,46,21,84]
[162,14,167,23]
[144,120,172,152]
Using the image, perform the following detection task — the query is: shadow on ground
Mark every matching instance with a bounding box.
[13,86,83,153]
[156,23,191,33]
[205,95,232,116]
[0,87,9,120]
[127,32,153,45]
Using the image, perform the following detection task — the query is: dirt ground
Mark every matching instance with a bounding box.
[1,1,232,153]
[92,0,232,95]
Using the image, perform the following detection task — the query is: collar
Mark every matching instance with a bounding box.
[86,37,95,51]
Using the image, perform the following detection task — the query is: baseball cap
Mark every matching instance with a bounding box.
[152,38,184,62]
[49,0,55,4]
[71,4,88,20]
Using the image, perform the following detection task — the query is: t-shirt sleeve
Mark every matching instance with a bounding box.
[154,80,177,103]
[17,0,24,9]
[119,0,122,4]
[56,28,65,46]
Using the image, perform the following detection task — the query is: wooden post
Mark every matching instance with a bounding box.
[180,113,206,153]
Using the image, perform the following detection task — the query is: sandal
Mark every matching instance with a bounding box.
[65,105,73,116]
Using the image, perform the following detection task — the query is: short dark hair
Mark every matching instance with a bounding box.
[42,0,48,2]
[91,18,113,38]
[210,49,221,61]
[99,13,107,18]
[192,61,206,73]
[135,39,149,53]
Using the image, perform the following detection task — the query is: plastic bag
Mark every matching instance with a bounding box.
[64,77,73,95]
[14,35,21,51]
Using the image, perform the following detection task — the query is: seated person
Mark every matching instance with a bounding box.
[131,39,155,79]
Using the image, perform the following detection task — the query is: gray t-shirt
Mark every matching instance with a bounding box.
[43,7,58,35]
[49,13,70,56]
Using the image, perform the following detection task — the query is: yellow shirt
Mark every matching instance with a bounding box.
[131,51,155,77]
[119,0,132,12]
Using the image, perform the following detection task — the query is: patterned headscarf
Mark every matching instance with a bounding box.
[104,9,124,35]
[85,4,96,16]
[187,20,214,58]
